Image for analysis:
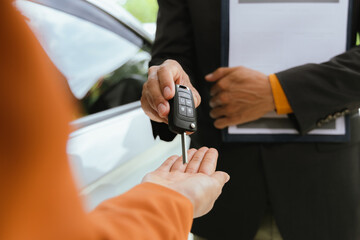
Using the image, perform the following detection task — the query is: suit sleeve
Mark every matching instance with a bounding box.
[149,0,196,141]
[275,3,360,134]
[276,46,360,134]
[0,2,193,240]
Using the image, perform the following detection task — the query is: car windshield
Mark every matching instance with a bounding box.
[16,0,140,99]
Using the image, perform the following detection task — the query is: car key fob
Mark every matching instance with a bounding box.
[168,84,197,134]
[168,84,197,164]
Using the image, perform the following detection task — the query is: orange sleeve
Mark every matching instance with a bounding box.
[269,74,293,114]
[0,1,192,240]
[89,183,193,240]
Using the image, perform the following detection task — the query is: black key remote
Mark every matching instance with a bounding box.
[168,84,197,134]
[168,84,197,164]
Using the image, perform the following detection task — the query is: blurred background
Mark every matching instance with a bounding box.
[119,0,158,27]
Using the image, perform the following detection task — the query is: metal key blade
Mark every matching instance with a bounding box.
[181,132,187,164]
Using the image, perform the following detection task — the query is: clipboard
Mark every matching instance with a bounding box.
[221,0,353,142]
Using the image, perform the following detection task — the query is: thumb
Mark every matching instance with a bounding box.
[211,171,230,187]
[189,86,201,108]
[205,67,232,82]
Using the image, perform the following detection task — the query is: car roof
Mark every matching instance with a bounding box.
[24,0,153,49]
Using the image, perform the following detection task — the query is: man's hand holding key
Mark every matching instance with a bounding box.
[141,60,201,164]
[141,59,229,218]
[168,84,197,164]
[141,59,201,124]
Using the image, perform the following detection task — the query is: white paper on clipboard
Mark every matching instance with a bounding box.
[227,0,348,137]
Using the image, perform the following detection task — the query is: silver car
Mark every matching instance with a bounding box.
[16,0,186,211]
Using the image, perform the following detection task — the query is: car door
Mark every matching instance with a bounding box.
[16,0,185,210]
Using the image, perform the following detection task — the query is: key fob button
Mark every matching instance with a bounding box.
[180,97,186,105]
[168,84,197,134]
[179,92,191,99]
[179,105,187,116]
[185,99,192,107]
[186,107,194,117]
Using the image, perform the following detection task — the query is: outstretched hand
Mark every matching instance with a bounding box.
[142,147,230,218]
[141,60,201,124]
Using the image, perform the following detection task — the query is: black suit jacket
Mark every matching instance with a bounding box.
[149,2,360,239]
[150,0,360,147]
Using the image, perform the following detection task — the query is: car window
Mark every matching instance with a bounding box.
[16,0,150,115]
[81,50,149,115]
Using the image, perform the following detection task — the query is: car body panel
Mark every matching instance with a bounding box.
[68,101,185,210]
[16,0,188,211]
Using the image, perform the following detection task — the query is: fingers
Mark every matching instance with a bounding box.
[141,60,201,123]
[147,70,170,118]
[169,147,218,174]
[157,61,178,100]
[140,94,168,123]
[156,155,180,172]
[184,147,218,175]
[185,147,209,174]
[189,86,201,108]
[209,76,232,97]
[161,60,201,108]
[209,91,232,108]
[205,67,234,97]
[209,104,233,119]
[170,148,197,172]
[213,116,241,129]
[205,67,232,82]
[142,67,169,120]
[211,171,230,187]
[144,63,178,119]
[198,148,218,175]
